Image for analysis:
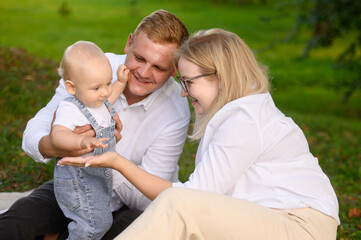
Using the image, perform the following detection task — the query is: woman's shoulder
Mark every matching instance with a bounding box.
[210,93,271,126]
[229,92,271,108]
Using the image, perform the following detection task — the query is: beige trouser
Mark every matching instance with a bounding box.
[115,188,338,240]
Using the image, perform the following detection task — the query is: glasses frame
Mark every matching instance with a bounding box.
[176,72,216,92]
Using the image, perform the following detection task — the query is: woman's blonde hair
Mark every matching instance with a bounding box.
[176,28,270,140]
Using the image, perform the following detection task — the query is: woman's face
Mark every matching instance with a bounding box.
[178,57,219,115]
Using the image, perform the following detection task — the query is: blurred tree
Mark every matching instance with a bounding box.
[59,1,71,18]
[210,0,267,6]
[279,0,361,101]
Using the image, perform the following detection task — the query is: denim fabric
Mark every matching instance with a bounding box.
[64,97,116,155]
[54,97,116,240]
[0,180,142,240]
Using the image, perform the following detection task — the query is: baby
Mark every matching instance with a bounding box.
[51,40,128,239]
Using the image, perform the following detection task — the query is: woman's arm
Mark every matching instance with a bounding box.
[58,152,172,200]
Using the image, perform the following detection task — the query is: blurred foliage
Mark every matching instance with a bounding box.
[290,112,361,239]
[0,1,360,237]
[0,47,57,191]
[58,1,71,18]
[275,0,361,101]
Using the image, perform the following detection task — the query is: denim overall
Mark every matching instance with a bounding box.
[54,97,116,240]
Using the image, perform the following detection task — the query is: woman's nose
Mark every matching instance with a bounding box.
[180,88,188,97]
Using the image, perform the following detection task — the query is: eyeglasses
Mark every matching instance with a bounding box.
[176,72,216,92]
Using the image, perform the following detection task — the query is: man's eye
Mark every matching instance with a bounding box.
[135,56,144,62]
[155,66,166,72]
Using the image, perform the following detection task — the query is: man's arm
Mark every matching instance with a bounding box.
[22,80,70,163]
[22,81,99,161]
[22,81,97,161]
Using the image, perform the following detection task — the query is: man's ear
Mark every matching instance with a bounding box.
[171,66,179,77]
[171,69,178,77]
[124,33,133,54]
[64,80,76,95]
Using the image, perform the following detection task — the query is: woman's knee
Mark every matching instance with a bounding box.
[155,188,195,211]
[158,188,187,201]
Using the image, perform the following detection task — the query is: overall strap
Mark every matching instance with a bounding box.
[103,100,116,124]
[63,96,101,131]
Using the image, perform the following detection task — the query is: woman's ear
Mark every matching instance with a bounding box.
[64,80,76,95]
[216,74,222,92]
[124,33,133,54]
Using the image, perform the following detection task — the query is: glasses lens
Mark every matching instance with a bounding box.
[177,76,188,92]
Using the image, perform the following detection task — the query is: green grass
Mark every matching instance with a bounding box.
[0,0,360,238]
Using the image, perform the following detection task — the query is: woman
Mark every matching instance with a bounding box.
[59,29,339,239]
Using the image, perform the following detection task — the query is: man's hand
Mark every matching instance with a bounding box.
[74,115,123,143]
[113,113,122,143]
[73,124,95,137]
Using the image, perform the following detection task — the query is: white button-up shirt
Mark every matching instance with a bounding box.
[22,53,191,211]
[173,92,339,224]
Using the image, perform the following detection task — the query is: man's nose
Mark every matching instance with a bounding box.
[137,64,152,79]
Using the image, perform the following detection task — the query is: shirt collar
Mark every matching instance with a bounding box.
[120,79,170,111]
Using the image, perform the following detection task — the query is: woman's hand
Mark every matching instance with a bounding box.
[57,151,121,169]
[59,151,172,201]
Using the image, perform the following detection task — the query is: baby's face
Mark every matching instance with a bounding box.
[73,58,113,108]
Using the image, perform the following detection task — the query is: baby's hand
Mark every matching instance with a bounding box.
[80,136,109,150]
[107,65,129,104]
[117,64,129,87]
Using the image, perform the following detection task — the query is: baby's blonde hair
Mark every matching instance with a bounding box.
[58,41,106,81]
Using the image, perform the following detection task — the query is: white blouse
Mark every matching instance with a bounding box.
[173,92,339,224]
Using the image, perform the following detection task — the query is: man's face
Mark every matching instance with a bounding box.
[123,32,178,104]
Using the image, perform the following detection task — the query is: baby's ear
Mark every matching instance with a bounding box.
[64,80,76,95]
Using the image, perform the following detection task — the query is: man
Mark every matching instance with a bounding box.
[0,9,190,240]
